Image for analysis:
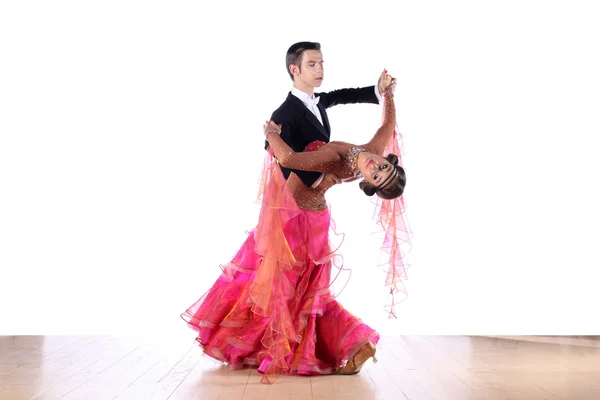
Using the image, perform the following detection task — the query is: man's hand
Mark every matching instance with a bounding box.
[315,173,341,191]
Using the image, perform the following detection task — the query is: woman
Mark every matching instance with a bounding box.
[181,73,409,384]
[263,78,404,202]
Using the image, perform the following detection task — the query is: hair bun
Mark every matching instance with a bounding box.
[386,153,399,165]
[359,181,376,196]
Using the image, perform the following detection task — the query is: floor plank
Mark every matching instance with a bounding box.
[1,335,599,399]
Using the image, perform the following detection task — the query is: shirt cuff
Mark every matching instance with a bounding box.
[374,83,383,104]
[311,173,325,188]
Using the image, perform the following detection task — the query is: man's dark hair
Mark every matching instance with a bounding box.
[285,42,321,81]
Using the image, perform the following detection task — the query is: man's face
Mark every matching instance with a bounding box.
[293,50,324,88]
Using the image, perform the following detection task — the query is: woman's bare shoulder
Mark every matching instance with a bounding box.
[328,140,351,146]
[325,141,354,152]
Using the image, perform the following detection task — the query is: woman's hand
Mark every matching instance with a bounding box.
[263,120,282,137]
[378,69,397,96]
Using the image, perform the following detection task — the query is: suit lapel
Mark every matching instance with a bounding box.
[317,101,331,136]
[287,93,329,141]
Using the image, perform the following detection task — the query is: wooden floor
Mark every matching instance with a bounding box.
[1,335,599,400]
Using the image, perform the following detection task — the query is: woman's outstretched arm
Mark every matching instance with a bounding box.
[264,121,341,173]
[362,86,397,156]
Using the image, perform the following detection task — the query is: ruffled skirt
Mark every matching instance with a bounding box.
[181,207,379,383]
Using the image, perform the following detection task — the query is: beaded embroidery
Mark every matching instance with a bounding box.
[346,147,365,177]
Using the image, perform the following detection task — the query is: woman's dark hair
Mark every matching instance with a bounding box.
[286,42,321,80]
[359,154,406,200]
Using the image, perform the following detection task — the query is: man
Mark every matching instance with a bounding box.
[267,41,389,190]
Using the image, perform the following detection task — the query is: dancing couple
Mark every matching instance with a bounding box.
[181,42,411,384]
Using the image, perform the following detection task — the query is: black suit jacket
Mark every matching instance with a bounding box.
[266,86,380,187]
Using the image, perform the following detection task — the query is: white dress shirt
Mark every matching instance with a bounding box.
[290,84,383,188]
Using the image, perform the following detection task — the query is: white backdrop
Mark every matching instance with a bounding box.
[1,0,599,336]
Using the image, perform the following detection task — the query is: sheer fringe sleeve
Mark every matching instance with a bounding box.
[372,109,413,319]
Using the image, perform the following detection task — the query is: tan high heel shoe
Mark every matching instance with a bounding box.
[335,342,377,375]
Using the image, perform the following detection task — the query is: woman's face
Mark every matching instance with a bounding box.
[358,153,394,186]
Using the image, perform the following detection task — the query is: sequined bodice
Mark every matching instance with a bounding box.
[287,142,363,211]
[287,174,327,211]
[345,147,365,178]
